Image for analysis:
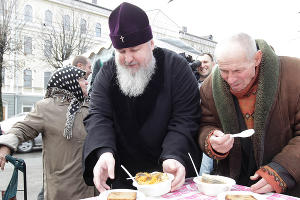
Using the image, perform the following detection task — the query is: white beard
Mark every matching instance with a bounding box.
[115,55,156,97]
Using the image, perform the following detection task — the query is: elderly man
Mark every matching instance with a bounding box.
[82,2,201,193]
[198,33,300,197]
[197,53,215,86]
[73,55,92,77]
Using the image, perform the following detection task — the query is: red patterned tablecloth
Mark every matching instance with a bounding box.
[81,178,299,200]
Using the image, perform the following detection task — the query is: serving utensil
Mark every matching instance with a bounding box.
[230,129,255,138]
[188,152,199,177]
[121,164,138,184]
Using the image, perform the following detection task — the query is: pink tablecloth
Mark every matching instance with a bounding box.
[81,178,299,200]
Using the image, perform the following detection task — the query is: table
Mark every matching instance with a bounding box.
[81,178,299,200]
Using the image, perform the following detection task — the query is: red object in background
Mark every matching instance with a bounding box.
[1,191,17,200]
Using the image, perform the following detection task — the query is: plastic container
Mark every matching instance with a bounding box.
[132,173,174,196]
[193,175,236,196]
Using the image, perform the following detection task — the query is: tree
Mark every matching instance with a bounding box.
[39,11,93,69]
[0,0,24,121]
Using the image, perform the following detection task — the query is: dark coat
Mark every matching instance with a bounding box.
[199,40,300,197]
[83,47,201,188]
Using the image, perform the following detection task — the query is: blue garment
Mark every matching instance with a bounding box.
[199,153,213,175]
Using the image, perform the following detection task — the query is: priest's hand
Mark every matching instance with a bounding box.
[0,145,11,171]
[210,130,234,154]
[163,159,186,192]
[250,173,275,193]
[93,152,115,192]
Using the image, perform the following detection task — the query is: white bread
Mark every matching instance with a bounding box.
[107,192,137,200]
[225,194,257,200]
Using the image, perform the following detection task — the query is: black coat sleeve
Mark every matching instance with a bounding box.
[82,58,116,185]
[160,52,202,177]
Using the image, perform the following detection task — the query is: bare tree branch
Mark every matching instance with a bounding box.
[0,0,25,120]
[38,10,93,69]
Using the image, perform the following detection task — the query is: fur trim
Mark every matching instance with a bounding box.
[45,87,76,101]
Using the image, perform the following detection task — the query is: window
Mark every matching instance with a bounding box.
[80,19,87,34]
[44,10,52,26]
[92,0,97,4]
[24,36,32,54]
[44,40,52,57]
[0,0,3,15]
[80,46,87,54]
[63,43,71,57]
[44,72,51,89]
[22,105,33,113]
[63,15,70,31]
[24,5,33,22]
[24,69,32,88]
[2,68,5,84]
[95,23,101,37]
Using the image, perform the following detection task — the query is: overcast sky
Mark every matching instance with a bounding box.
[99,0,300,58]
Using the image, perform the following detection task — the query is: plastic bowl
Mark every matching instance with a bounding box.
[193,175,236,196]
[132,173,174,196]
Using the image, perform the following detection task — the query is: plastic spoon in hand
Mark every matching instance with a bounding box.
[188,152,199,177]
[230,129,255,138]
[121,164,138,184]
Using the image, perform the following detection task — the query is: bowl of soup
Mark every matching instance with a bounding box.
[193,174,236,196]
[132,172,174,196]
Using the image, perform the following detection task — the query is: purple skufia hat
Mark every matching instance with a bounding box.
[109,2,153,49]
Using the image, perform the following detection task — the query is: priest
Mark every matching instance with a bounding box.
[82,2,201,193]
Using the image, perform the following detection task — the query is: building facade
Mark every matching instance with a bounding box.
[1,0,216,119]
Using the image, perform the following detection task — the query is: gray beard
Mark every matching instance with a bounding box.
[115,55,156,97]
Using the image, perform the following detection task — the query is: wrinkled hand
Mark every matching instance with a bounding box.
[250,173,275,194]
[93,152,115,193]
[0,146,11,170]
[210,130,234,154]
[163,159,186,192]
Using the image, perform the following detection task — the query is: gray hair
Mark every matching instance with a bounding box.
[72,55,89,66]
[215,33,257,61]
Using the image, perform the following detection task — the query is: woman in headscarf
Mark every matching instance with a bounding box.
[0,66,96,200]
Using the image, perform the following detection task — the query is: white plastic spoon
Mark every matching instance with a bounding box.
[230,129,255,138]
[120,164,138,185]
[188,152,199,177]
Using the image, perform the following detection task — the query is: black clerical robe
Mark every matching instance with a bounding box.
[83,47,202,188]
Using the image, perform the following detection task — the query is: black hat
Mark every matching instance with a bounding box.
[109,2,153,49]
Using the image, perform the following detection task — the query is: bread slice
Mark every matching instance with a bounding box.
[107,191,137,200]
[225,194,257,200]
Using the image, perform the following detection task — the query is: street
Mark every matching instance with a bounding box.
[0,150,43,200]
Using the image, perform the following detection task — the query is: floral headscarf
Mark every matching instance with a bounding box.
[45,66,86,139]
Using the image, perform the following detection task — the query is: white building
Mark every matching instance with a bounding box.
[1,0,216,119]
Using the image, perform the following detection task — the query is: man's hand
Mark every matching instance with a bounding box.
[250,173,275,194]
[210,130,234,154]
[93,152,115,193]
[0,146,11,170]
[162,159,186,192]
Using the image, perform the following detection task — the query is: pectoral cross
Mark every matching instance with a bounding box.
[120,36,125,43]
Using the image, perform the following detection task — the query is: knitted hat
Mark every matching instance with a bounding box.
[109,2,153,49]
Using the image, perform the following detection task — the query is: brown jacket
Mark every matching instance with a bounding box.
[199,40,300,196]
[0,94,96,200]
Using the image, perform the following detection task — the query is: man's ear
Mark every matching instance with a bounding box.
[150,39,154,51]
[255,50,262,66]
